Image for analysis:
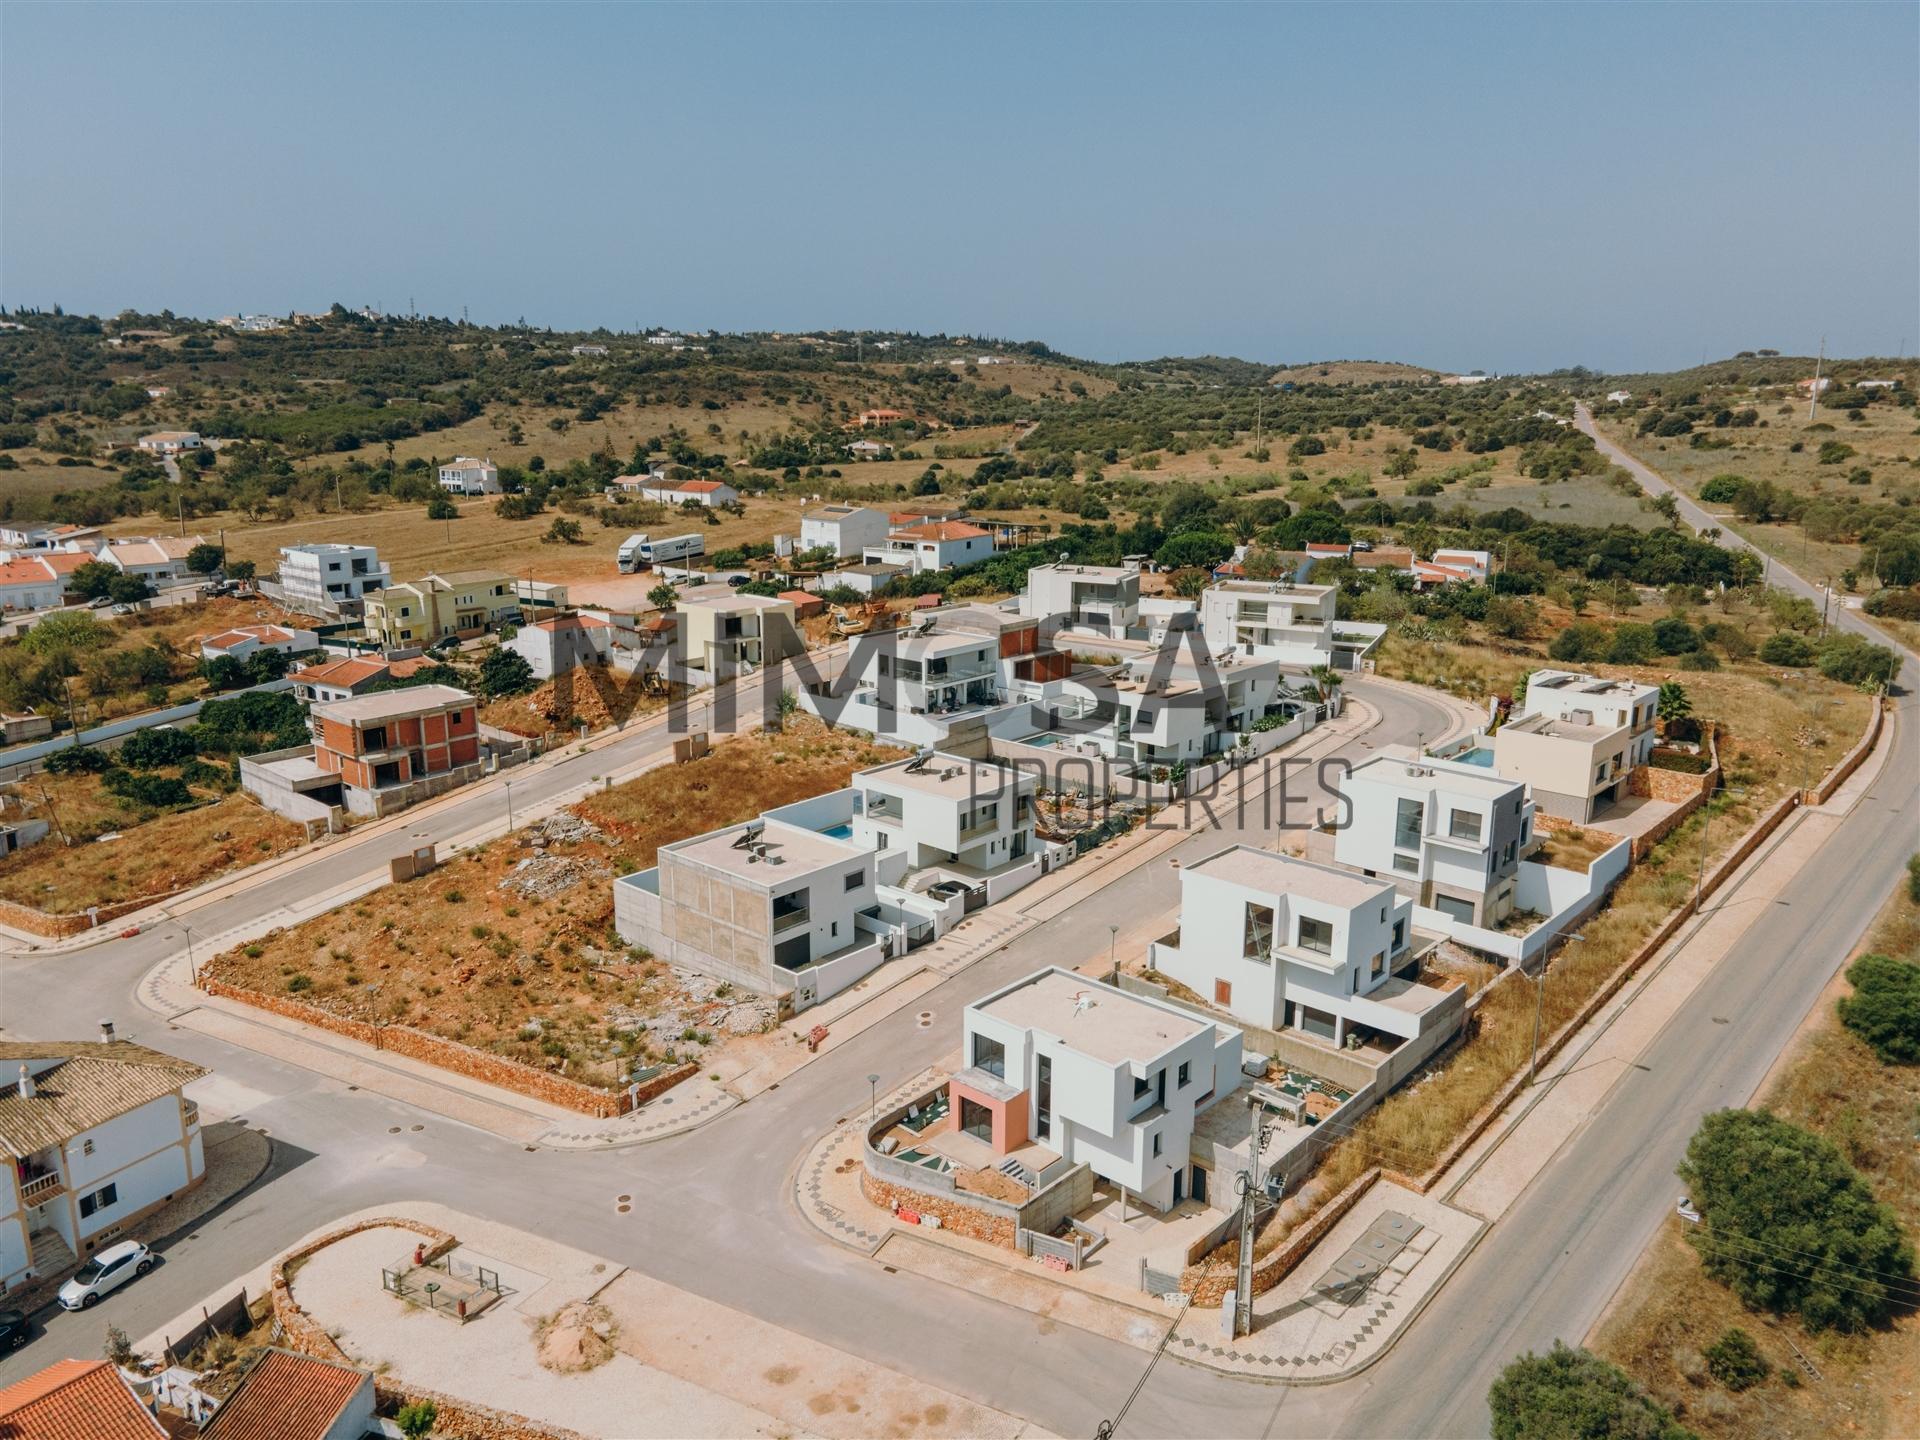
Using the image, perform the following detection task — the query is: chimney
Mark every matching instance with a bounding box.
[99,1019,116,1043]
[17,1064,33,1100]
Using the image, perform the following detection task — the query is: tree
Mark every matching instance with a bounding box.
[64,560,121,602]
[185,542,225,576]
[1815,633,1900,688]
[774,687,798,732]
[191,689,308,757]
[1153,530,1234,571]
[646,582,679,612]
[1549,622,1611,663]
[119,726,196,769]
[107,573,153,605]
[1651,616,1699,654]
[476,646,534,698]
[1651,492,1680,526]
[396,1400,438,1439]
[199,654,251,692]
[1485,595,1537,639]
[495,493,543,520]
[1702,1328,1769,1392]
[1758,631,1815,667]
[1677,1108,1914,1331]
[227,558,257,583]
[1655,682,1692,728]
[1838,953,1920,1064]
[1487,1342,1695,1440]
[543,516,584,545]
[426,492,459,520]
[21,611,112,658]
[1606,623,1656,664]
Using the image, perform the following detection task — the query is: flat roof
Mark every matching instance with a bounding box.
[979,970,1209,1067]
[1185,845,1391,908]
[670,818,865,883]
[569,574,674,612]
[892,630,994,660]
[1348,748,1524,798]
[858,752,1032,798]
[1210,579,1337,600]
[1027,562,1137,581]
[1504,712,1620,740]
[1528,670,1657,698]
[842,562,909,577]
[679,589,793,613]
[312,684,473,724]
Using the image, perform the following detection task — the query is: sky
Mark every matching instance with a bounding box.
[3,2,1915,373]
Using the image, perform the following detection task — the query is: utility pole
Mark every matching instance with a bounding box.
[1233,1093,1277,1338]
[1808,337,1825,423]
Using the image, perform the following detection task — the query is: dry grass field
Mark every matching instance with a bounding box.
[204,717,904,1079]
[1592,885,1920,1440]
[0,777,301,913]
[1267,360,1446,386]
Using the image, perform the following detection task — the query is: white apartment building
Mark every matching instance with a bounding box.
[1020,561,1141,635]
[955,969,1243,1212]
[1,1037,207,1291]
[1334,749,1534,926]
[198,623,320,665]
[1493,670,1658,821]
[674,588,804,676]
[136,430,202,455]
[1199,580,1337,670]
[862,521,994,574]
[799,503,890,558]
[867,629,1002,716]
[505,614,612,681]
[437,456,501,495]
[276,543,391,611]
[1148,847,1457,1054]
[1054,650,1286,768]
[854,752,1037,883]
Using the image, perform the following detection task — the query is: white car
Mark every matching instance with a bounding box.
[58,1240,154,1310]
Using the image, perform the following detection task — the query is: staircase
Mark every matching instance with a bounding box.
[29,1227,73,1277]
[998,1158,1038,1189]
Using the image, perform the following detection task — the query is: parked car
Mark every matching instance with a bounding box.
[57,1240,154,1310]
[0,1308,29,1351]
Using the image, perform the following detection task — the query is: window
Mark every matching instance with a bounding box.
[1151,1133,1162,1158]
[1243,903,1275,960]
[1214,979,1232,1007]
[972,1033,1005,1079]
[1392,918,1406,951]
[81,1138,95,1157]
[1394,798,1424,850]
[1449,810,1482,842]
[1298,917,1333,955]
[1371,951,1385,978]
[1177,1061,1190,1088]
[78,1182,118,1219]
[1392,853,1419,874]
[844,869,864,892]
[1133,1074,1152,1099]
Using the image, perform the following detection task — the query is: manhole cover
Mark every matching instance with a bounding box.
[410,1124,424,1132]
[617,1204,631,1214]
[917,1011,934,1028]
[618,1194,631,1203]
[389,1127,402,1134]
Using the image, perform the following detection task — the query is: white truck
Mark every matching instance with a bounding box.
[617,533,705,573]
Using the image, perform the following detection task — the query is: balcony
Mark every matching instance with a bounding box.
[183,1100,200,1129]
[772,903,811,934]
[19,1171,63,1205]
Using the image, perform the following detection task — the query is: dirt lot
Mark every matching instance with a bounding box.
[203,719,904,1081]
[478,665,672,739]
[1592,885,1920,1439]
[0,776,301,913]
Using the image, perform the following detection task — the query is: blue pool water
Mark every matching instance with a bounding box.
[1456,747,1495,767]
[1016,733,1064,748]
[820,823,854,840]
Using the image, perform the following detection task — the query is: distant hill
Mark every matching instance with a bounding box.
[1268,359,1445,387]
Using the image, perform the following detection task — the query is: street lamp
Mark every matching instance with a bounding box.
[504,779,515,833]
[1108,924,1119,977]
[867,1072,880,1123]
[182,924,199,989]
[1695,785,1748,905]
[1525,933,1583,1085]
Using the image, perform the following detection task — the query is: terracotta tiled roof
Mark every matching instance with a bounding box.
[0,1041,206,1158]
[0,1359,167,1438]
[889,521,989,542]
[531,615,609,632]
[0,558,55,587]
[35,551,102,575]
[199,1349,371,1440]
[294,657,390,690]
[675,479,731,493]
[204,625,295,651]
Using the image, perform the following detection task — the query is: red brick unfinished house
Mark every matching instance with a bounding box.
[241,684,489,822]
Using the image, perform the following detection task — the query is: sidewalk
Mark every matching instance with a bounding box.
[1442,700,1901,1223]
[132,695,1397,1151]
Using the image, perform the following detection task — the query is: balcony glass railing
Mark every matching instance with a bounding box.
[772,906,811,933]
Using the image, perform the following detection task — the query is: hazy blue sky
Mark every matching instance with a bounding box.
[4,2,1914,372]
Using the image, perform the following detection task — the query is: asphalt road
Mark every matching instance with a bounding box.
[0,677,1459,1439]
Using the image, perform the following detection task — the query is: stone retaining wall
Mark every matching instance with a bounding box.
[267,1216,585,1440]
[1181,1168,1382,1305]
[860,1170,1016,1247]
[0,887,191,939]
[198,976,678,1118]
[1815,694,1885,803]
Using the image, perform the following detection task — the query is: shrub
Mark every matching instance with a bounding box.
[1838,953,1920,1064]
[396,1400,439,1439]
[1652,617,1700,654]
[43,744,111,774]
[286,974,313,993]
[1816,439,1856,465]
[1699,474,1747,504]
[1677,650,1720,671]
[1606,623,1657,664]
[1703,1327,1769,1391]
[1487,1342,1694,1440]
[117,726,196,769]
[1758,632,1814,667]
[103,770,192,808]
[1864,587,1920,621]
[1816,633,1900,687]
[1677,1108,1914,1331]
[1549,622,1611,663]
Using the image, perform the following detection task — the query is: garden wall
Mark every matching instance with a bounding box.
[1181,1168,1382,1305]
[199,976,693,1118]
[0,887,192,939]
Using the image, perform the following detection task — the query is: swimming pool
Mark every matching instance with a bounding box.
[1015,733,1065,748]
[1454,747,1495,767]
[820,822,854,840]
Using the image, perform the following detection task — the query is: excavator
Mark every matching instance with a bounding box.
[829,600,894,638]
